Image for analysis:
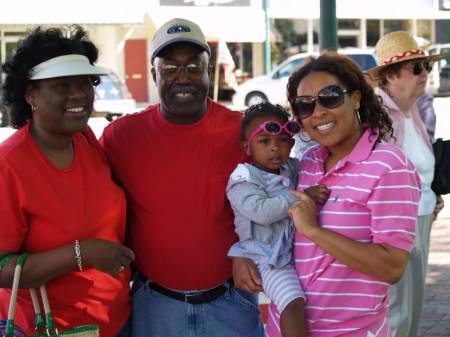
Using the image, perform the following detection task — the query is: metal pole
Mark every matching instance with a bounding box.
[264,0,271,74]
[320,0,338,51]
[213,41,220,101]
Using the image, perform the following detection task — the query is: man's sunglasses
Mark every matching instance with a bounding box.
[246,120,301,155]
[403,61,434,76]
[292,84,351,119]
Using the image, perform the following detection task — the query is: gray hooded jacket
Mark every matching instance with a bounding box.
[226,158,299,267]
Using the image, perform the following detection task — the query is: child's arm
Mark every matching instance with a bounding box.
[228,181,298,226]
[303,184,330,205]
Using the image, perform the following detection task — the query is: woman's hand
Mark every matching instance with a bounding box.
[232,257,263,293]
[289,190,409,284]
[81,238,135,278]
[434,195,445,220]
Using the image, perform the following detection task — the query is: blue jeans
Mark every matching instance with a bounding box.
[130,275,264,337]
[116,314,131,337]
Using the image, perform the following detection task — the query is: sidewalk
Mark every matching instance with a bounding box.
[418,216,450,337]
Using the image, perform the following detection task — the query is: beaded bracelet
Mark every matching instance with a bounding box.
[74,240,83,272]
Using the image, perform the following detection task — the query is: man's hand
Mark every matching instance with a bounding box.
[232,257,263,293]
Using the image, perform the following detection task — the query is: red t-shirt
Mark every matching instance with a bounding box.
[100,98,248,290]
[0,124,129,337]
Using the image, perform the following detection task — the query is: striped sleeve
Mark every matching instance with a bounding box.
[367,147,421,252]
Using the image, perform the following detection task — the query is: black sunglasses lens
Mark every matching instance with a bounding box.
[412,62,433,75]
[264,122,281,134]
[286,121,301,133]
[294,85,346,119]
[412,63,424,75]
[318,85,344,109]
[295,98,315,119]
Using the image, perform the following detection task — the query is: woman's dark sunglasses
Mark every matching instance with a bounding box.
[292,84,351,119]
[404,61,434,76]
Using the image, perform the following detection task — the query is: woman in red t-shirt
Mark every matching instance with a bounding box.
[0,25,134,337]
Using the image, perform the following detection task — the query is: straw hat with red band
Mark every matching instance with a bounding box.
[365,31,447,80]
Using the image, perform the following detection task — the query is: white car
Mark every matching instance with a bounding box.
[426,43,450,96]
[232,48,378,110]
[93,67,137,121]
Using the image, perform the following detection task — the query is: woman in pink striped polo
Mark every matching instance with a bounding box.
[234,52,421,337]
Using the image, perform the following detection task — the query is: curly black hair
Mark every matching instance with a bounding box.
[240,101,293,140]
[1,25,101,129]
[287,51,393,142]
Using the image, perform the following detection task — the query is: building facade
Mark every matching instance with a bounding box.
[1,0,449,104]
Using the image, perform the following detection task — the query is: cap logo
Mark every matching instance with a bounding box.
[167,24,191,34]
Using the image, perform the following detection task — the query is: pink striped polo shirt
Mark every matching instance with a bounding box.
[265,129,421,337]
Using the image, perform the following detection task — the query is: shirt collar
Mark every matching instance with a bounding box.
[314,128,379,170]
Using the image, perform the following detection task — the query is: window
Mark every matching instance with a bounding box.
[159,0,250,6]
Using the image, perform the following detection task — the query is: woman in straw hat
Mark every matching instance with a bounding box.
[366,30,445,337]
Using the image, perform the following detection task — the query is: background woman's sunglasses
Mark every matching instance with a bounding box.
[405,61,434,76]
[246,120,301,154]
[293,85,351,119]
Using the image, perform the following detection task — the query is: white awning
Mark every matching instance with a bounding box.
[337,0,450,19]
[0,0,145,25]
[269,0,450,20]
[149,6,266,43]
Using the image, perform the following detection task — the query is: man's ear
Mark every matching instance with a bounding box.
[241,140,250,155]
[151,67,157,84]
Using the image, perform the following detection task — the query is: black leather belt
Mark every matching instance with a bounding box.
[138,272,233,305]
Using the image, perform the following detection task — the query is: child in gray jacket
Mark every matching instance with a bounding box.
[227,101,329,337]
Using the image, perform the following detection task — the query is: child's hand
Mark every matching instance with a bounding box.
[289,190,320,237]
[303,184,330,205]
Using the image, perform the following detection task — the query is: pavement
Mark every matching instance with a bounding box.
[419,96,450,337]
[418,215,450,337]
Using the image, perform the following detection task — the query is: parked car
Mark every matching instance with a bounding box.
[231,48,378,109]
[438,64,450,96]
[93,67,136,121]
[427,43,450,96]
[0,87,10,128]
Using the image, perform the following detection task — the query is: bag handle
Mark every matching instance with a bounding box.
[30,288,48,332]
[434,138,443,167]
[5,254,55,337]
[34,285,59,335]
[0,254,18,270]
[5,253,29,337]
[4,254,98,337]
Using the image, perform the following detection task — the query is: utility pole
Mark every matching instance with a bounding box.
[320,0,338,51]
[264,0,271,74]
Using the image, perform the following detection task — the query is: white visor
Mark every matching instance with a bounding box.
[30,54,107,80]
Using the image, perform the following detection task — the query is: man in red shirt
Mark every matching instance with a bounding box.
[100,18,264,337]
